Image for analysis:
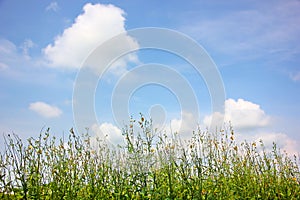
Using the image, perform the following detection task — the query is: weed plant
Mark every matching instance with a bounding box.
[0,116,299,199]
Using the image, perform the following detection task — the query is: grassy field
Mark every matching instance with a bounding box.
[1,116,299,199]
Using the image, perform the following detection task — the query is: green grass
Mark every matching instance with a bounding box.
[1,115,299,199]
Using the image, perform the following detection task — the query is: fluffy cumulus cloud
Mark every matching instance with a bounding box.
[252,132,299,156]
[202,98,299,156]
[29,101,62,118]
[168,97,271,138]
[203,98,270,130]
[91,123,123,145]
[43,3,138,73]
[170,111,198,139]
[233,131,299,156]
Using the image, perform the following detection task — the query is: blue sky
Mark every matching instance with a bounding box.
[0,0,300,154]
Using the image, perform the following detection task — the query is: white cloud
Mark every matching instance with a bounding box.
[0,38,65,84]
[43,3,139,74]
[46,2,59,12]
[0,38,35,62]
[182,0,300,62]
[21,39,35,59]
[91,123,123,145]
[201,98,299,156]
[0,38,17,55]
[29,101,62,118]
[255,132,299,155]
[0,39,25,76]
[170,111,198,139]
[204,98,270,130]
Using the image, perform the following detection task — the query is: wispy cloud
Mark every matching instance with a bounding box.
[0,62,8,70]
[0,39,23,77]
[0,38,34,66]
[29,101,62,118]
[20,39,35,59]
[0,38,57,83]
[46,2,59,12]
[181,0,300,63]
[0,38,17,56]
[290,71,300,82]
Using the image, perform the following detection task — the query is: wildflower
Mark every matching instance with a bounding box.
[52,169,57,175]
[230,136,234,140]
[292,177,297,182]
[234,146,238,151]
[150,148,155,153]
[28,145,33,150]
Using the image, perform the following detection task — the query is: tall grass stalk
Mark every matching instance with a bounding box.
[0,116,299,199]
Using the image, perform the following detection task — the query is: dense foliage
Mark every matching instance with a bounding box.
[1,116,299,199]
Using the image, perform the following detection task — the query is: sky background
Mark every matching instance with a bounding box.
[0,0,299,154]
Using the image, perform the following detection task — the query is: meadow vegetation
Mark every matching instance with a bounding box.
[0,115,299,199]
